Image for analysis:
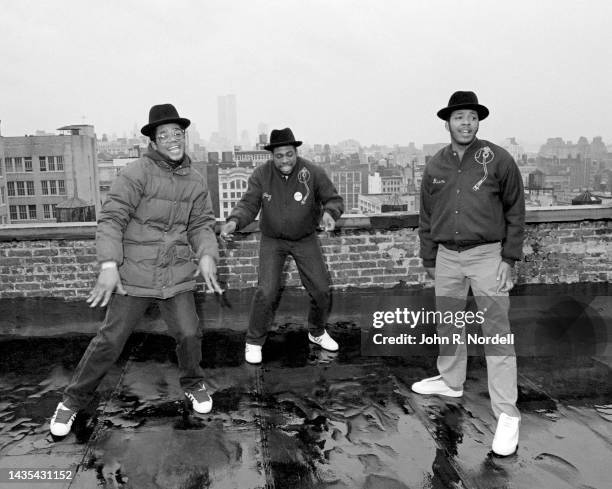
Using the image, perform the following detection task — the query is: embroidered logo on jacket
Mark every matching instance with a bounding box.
[475,146,494,165]
[432,178,446,185]
[297,167,311,205]
[473,146,494,191]
[263,192,272,202]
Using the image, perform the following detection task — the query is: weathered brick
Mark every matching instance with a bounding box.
[6,249,33,257]
[17,283,42,290]
[75,255,96,263]
[33,249,59,257]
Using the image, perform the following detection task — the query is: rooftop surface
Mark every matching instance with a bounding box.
[0,284,611,489]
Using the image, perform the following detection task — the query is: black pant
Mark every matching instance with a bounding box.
[63,291,205,410]
[246,233,331,345]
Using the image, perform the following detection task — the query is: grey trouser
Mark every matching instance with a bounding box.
[435,242,519,419]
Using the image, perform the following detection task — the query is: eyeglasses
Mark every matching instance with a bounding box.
[156,129,185,142]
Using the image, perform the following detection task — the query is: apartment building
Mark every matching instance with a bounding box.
[0,137,7,224]
[218,167,253,219]
[3,125,99,223]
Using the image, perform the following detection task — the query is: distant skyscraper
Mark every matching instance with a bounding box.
[501,137,525,164]
[217,94,238,146]
[257,122,268,137]
[240,130,251,150]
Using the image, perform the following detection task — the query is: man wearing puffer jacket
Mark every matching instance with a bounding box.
[50,104,222,437]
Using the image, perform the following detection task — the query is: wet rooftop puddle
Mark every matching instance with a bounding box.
[0,284,611,488]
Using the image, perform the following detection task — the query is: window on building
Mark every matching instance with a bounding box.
[0,186,5,205]
[9,205,18,220]
[43,203,57,219]
[58,180,65,195]
[7,182,15,197]
[18,205,27,220]
[222,183,227,189]
[5,157,14,173]
[16,181,25,196]
[0,158,3,176]
[49,180,57,195]
[14,157,23,172]
[56,155,64,171]
[230,181,235,189]
[39,156,47,171]
[26,181,35,196]
[41,181,48,195]
[24,157,33,172]
[28,205,36,220]
[48,156,56,171]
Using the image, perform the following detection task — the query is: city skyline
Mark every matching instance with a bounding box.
[1,1,611,148]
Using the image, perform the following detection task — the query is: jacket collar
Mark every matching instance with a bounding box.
[144,145,192,175]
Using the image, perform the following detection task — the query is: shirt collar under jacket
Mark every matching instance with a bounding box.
[444,138,488,164]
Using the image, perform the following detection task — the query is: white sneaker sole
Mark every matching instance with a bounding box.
[411,380,463,397]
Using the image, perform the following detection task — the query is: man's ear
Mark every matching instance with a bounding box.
[444,121,449,132]
[151,141,158,151]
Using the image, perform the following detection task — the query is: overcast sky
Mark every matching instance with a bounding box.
[1,0,611,150]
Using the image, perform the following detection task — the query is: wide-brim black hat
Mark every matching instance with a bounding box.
[264,127,303,151]
[141,103,191,137]
[437,91,489,121]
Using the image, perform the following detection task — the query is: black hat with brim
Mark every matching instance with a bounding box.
[437,91,489,121]
[264,127,303,151]
[141,103,191,138]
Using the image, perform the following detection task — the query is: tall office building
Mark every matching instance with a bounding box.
[217,94,238,147]
[330,164,369,212]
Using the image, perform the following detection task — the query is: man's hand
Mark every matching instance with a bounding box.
[195,255,223,293]
[425,267,435,280]
[220,220,237,242]
[87,267,127,308]
[496,261,514,293]
[320,211,336,231]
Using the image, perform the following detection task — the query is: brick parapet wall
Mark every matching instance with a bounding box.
[0,209,611,300]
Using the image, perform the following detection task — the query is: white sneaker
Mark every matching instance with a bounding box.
[50,402,77,437]
[492,413,520,456]
[308,330,339,352]
[245,343,262,364]
[185,384,213,414]
[411,375,463,397]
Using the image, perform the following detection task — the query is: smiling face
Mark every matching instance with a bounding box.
[272,145,298,175]
[446,109,479,147]
[152,122,186,162]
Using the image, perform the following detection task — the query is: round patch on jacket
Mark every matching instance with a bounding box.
[294,191,303,202]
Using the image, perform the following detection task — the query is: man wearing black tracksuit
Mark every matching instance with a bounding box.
[220,128,344,364]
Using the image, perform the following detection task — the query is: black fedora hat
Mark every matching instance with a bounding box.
[264,128,303,151]
[437,91,489,121]
[141,103,191,138]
